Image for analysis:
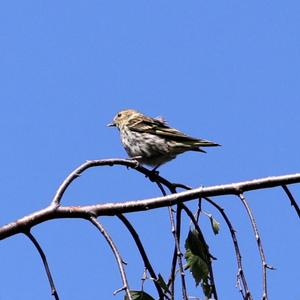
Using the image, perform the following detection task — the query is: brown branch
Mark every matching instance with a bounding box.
[172,183,250,299]
[281,185,300,218]
[1,158,299,300]
[51,159,175,206]
[89,216,132,300]
[167,211,177,300]
[117,214,166,299]
[155,182,189,300]
[170,205,188,300]
[25,231,59,300]
[203,197,253,300]
[238,194,274,300]
[1,170,300,240]
[51,159,300,206]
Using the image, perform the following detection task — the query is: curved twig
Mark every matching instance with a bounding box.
[154,180,188,300]
[170,205,188,300]
[89,216,132,300]
[117,214,166,299]
[51,158,300,207]
[25,231,59,300]
[168,239,177,299]
[281,185,300,218]
[51,159,175,206]
[238,194,274,300]
[203,197,253,300]
[165,180,253,300]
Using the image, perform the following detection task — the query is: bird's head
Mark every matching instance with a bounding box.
[107,109,141,129]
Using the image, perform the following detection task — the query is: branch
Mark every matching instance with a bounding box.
[51,159,300,206]
[203,197,253,300]
[25,231,60,300]
[238,194,274,300]
[51,159,174,206]
[89,216,132,300]
[172,206,188,300]
[117,214,166,299]
[281,185,300,218]
[1,169,300,240]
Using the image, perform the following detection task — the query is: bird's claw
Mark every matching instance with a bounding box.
[128,156,142,168]
[145,168,160,182]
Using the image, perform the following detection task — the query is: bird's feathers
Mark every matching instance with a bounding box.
[127,115,219,148]
[109,109,220,167]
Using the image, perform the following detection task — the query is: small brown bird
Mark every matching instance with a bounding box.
[108,109,220,169]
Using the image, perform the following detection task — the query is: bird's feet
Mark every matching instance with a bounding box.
[127,156,142,168]
[145,165,161,181]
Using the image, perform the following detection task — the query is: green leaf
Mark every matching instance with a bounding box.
[185,229,210,262]
[185,248,209,285]
[210,216,220,235]
[184,230,214,298]
[157,273,169,294]
[124,290,155,300]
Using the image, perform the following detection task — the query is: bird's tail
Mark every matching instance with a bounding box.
[191,139,220,153]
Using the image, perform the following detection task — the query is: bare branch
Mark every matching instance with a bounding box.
[238,194,274,300]
[168,210,177,300]
[51,159,300,207]
[281,185,300,218]
[51,158,174,206]
[171,182,250,299]
[1,170,300,240]
[25,231,59,300]
[1,158,299,300]
[170,206,188,300]
[51,159,134,206]
[89,216,132,300]
[203,197,253,300]
[117,214,166,299]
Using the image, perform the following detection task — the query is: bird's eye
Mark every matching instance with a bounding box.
[117,113,122,117]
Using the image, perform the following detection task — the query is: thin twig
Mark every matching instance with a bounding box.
[171,205,188,300]
[154,181,180,300]
[51,158,300,207]
[141,267,147,291]
[203,197,253,300]
[281,185,300,218]
[168,220,177,300]
[117,214,166,299]
[238,193,274,300]
[24,231,59,300]
[89,216,132,300]
[51,159,175,206]
[195,198,202,223]
[146,178,178,300]
[154,182,176,300]
[172,184,251,299]
[153,173,190,299]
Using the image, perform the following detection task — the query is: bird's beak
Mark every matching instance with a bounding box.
[107,122,116,127]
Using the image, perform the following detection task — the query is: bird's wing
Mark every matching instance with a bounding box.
[128,116,220,147]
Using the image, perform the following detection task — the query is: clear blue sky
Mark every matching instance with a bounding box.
[0,1,299,299]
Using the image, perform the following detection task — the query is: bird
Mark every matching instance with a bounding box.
[108,109,220,170]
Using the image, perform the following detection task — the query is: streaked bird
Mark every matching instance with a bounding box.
[108,109,220,169]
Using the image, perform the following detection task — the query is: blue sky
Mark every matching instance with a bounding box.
[0,1,299,299]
